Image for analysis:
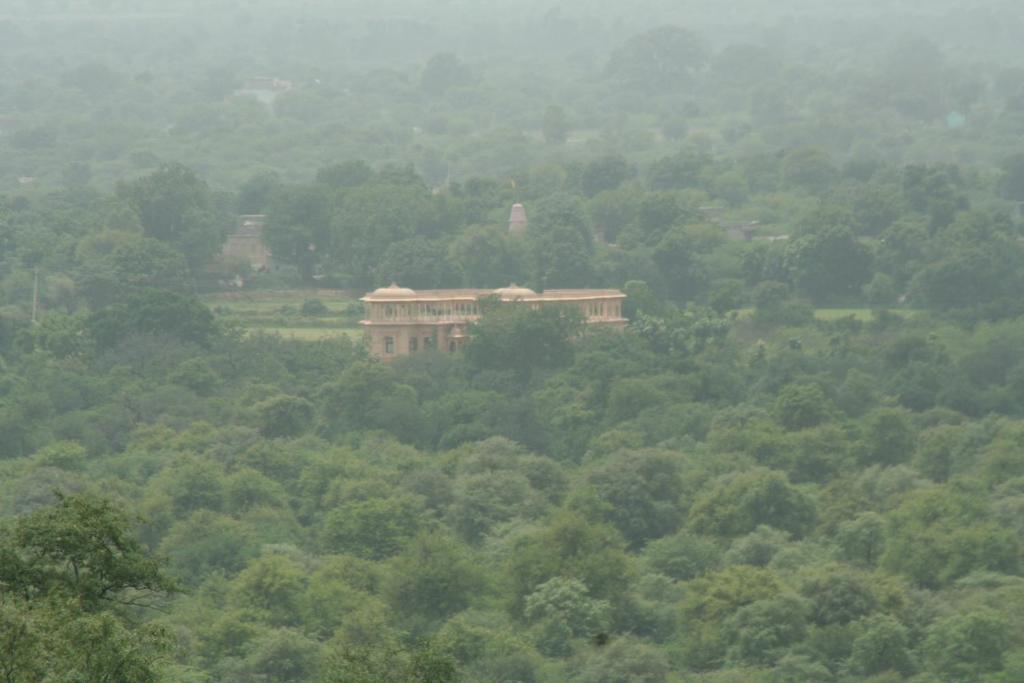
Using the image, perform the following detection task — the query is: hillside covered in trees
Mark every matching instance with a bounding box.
[3,1,1024,681]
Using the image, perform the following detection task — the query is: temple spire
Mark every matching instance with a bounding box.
[508,203,528,235]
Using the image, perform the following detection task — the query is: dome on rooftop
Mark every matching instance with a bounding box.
[368,283,417,298]
[493,284,536,300]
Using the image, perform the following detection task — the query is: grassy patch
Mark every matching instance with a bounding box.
[204,290,364,341]
[735,308,918,322]
[245,327,364,341]
[813,308,912,321]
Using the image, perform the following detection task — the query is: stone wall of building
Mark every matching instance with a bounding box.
[360,284,626,360]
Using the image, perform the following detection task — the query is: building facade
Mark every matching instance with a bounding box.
[361,284,627,360]
[221,214,273,271]
[508,203,528,235]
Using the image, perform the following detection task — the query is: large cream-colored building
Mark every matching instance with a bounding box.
[361,284,627,360]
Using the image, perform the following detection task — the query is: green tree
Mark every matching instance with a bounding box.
[578,155,633,197]
[378,237,458,289]
[466,303,583,383]
[507,513,632,615]
[678,565,781,670]
[909,239,1024,311]
[86,289,217,349]
[923,610,1010,680]
[446,470,542,543]
[767,654,832,683]
[159,510,257,584]
[255,394,315,438]
[901,163,969,231]
[882,486,1021,587]
[798,567,877,626]
[570,635,670,682]
[775,383,836,431]
[689,468,817,539]
[1000,152,1024,201]
[834,512,886,567]
[319,362,429,444]
[578,449,683,547]
[320,639,458,683]
[238,628,320,682]
[316,161,375,189]
[226,468,290,514]
[784,225,872,304]
[860,408,915,466]
[333,182,433,287]
[524,577,610,641]
[863,272,899,307]
[421,53,473,96]
[606,26,708,92]
[319,495,424,560]
[913,423,966,483]
[781,148,837,193]
[542,105,569,145]
[230,553,308,627]
[384,531,486,624]
[78,235,191,307]
[238,170,282,214]
[653,224,714,302]
[146,454,226,517]
[264,183,336,283]
[647,151,710,191]
[116,164,224,270]
[848,614,913,677]
[643,530,722,580]
[448,225,528,288]
[1,493,177,607]
[0,494,176,682]
[751,281,814,327]
[726,593,810,666]
[723,526,791,567]
[526,194,595,288]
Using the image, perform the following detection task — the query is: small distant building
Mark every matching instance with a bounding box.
[234,77,293,105]
[361,284,627,360]
[699,206,767,242]
[722,221,760,242]
[222,214,272,271]
[509,203,528,235]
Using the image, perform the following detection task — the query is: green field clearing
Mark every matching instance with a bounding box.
[203,293,357,312]
[204,291,364,341]
[213,303,339,315]
[814,308,918,321]
[736,308,918,321]
[207,299,356,309]
[245,327,364,341]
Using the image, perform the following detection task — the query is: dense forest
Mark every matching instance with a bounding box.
[4,1,1024,681]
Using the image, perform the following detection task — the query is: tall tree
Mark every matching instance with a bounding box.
[466,302,584,383]
[526,193,595,288]
[264,184,337,283]
[606,26,708,92]
[0,494,177,682]
[421,53,473,97]
[542,105,569,145]
[784,226,872,304]
[117,164,225,270]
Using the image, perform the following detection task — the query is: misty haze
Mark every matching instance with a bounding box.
[2,1,1024,681]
